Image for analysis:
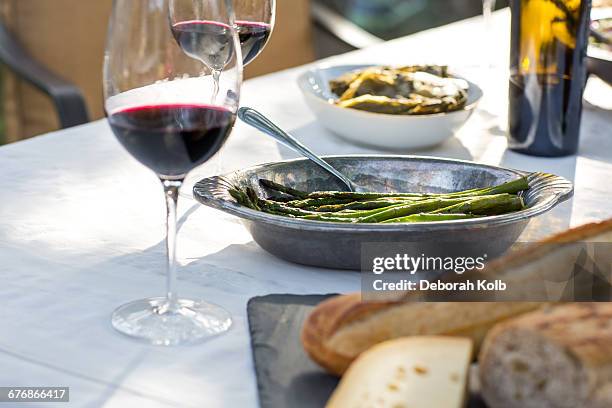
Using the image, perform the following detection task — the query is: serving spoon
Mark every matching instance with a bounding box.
[237,107,358,192]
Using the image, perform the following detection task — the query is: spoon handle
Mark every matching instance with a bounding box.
[237,107,355,192]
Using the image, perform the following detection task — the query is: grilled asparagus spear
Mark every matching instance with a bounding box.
[232,177,531,223]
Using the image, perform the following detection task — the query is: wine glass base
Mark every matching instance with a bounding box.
[111,297,232,346]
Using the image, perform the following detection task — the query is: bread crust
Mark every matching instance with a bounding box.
[301,296,537,376]
[301,293,398,375]
[483,218,612,273]
[301,219,612,376]
[479,303,612,408]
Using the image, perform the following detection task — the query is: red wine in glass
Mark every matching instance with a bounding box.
[108,103,236,178]
[172,20,271,67]
[236,20,271,65]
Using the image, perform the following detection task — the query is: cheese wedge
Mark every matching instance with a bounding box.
[326,336,473,408]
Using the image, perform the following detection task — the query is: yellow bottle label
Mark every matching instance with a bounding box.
[519,0,581,76]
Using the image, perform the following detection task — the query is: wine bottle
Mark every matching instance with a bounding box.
[508,0,591,157]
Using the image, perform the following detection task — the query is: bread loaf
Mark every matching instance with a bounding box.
[302,219,612,376]
[476,219,612,300]
[326,336,473,408]
[479,303,612,408]
[302,295,537,376]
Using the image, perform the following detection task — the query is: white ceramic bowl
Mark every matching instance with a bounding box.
[297,64,483,150]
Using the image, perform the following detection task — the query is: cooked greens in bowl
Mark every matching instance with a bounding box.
[229,177,528,224]
[297,65,482,150]
[329,65,469,115]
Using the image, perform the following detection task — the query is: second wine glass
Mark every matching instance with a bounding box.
[233,0,275,66]
[170,0,275,69]
[169,0,274,180]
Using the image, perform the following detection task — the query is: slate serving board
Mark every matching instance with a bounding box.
[247,294,488,408]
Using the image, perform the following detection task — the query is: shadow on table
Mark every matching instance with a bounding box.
[85,351,171,408]
[118,203,358,294]
[54,205,354,407]
[278,121,473,161]
[485,124,506,137]
[81,200,357,309]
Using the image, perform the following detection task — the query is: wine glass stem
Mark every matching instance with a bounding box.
[163,179,182,313]
[212,69,221,101]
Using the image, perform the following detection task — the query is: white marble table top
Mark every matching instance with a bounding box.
[1,8,611,408]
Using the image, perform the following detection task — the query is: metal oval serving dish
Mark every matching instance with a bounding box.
[193,155,573,270]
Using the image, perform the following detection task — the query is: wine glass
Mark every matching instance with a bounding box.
[104,0,242,346]
[233,0,275,66]
[169,0,274,70]
[482,0,497,70]
[481,0,498,114]
[169,0,274,181]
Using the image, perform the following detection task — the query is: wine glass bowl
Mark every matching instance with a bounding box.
[230,0,275,66]
[169,0,275,68]
[104,0,242,345]
[169,0,239,73]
